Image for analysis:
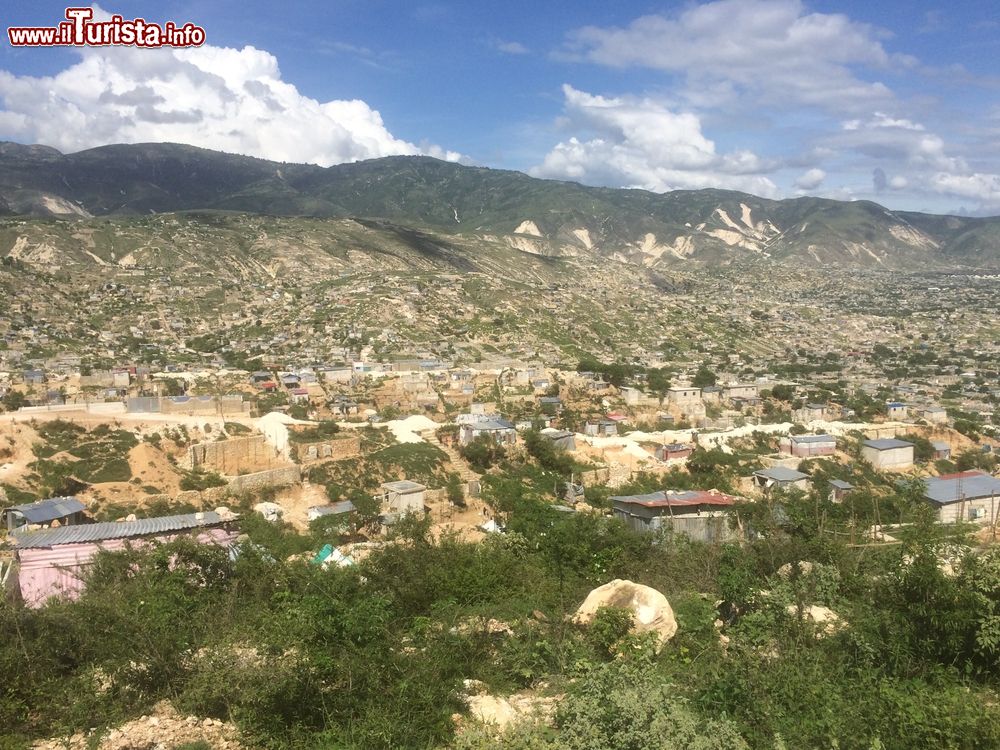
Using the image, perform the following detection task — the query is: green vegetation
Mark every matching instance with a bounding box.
[287,421,341,443]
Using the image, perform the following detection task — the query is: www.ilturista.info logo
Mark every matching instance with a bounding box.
[8,7,206,48]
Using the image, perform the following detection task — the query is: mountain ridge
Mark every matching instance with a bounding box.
[1,141,999,270]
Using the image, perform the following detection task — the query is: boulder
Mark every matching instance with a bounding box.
[573,579,677,650]
[786,604,845,636]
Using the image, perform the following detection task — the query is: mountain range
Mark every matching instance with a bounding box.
[1,141,999,270]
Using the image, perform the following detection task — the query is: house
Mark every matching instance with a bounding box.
[724,383,760,401]
[307,500,356,523]
[379,480,426,516]
[538,396,562,413]
[250,371,272,384]
[919,406,948,425]
[886,402,908,420]
[667,385,702,407]
[932,441,951,460]
[290,388,310,404]
[753,467,810,493]
[862,438,914,470]
[923,471,1000,524]
[584,420,617,437]
[611,489,740,542]
[3,496,86,532]
[22,369,45,385]
[10,511,239,607]
[459,417,517,446]
[540,428,576,451]
[655,443,692,461]
[779,434,836,457]
[828,479,854,504]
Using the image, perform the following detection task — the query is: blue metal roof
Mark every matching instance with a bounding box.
[12,511,231,549]
[924,472,1000,505]
[864,438,914,450]
[6,496,85,523]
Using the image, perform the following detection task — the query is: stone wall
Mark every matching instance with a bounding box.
[227,466,301,494]
[188,435,283,475]
[294,434,362,465]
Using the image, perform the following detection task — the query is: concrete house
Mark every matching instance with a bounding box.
[611,489,739,542]
[923,471,1000,524]
[583,420,617,437]
[724,383,760,401]
[655,443,693,461]
[886,402,908,420]
[459,417,517,446]
[862,438,915,470]
[779,434,836,457]
[540,428,576,451]
[753,467,810,493]
[932,441,951,460]
[919,406,948,425]
[380,480,426,516]
[828,479,854,504]
[667,385,702,407]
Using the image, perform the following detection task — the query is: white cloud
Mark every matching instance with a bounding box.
[794,168,826,190]
[931,172,1000,210]
[831,114,965,172]
[0,20,460,166]
[560,0,898,113]
[494,40,529,55]
[529,85,778,196]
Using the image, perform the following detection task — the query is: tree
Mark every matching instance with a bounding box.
[692,364,717,388]
[0,389,28,412]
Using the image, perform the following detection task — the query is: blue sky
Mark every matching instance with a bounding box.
[2,0,999,214]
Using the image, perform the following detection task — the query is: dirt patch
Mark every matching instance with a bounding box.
[32,700,243,749]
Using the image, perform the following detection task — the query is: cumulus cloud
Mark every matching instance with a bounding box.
[795,168,826,190]
[529,85,778,196]
[0,17,460,166]
[560,0,899,113]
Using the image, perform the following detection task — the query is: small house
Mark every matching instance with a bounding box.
[584,420,617,437]
[3,496,86,532]
[924,471,1000,524]
[611,489,740,542]
[753,467,810,493]
[886,402,908,420]
[779,434,836,457]
[667,385,702,407]
[459,417,517,446]
[862,438,914,470]
[540,428,576,451]
[655,443,692,461]
[828,479,854,504]
[931,441,951,460]
[380,480,426,516]
[307,500,356,523]
[10,511,239,607]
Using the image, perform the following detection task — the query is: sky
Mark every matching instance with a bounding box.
[1,0,999,215]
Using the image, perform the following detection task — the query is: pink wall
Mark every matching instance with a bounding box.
[16,528,240,607]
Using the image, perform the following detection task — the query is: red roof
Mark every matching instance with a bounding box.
[936,470,989,481]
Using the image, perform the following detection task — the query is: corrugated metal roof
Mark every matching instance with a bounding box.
[7,496,85,523]
[829,479,854,490]
[381,480,425,493]
[864,438,914,450]
[925,471,1000,505]
[611,490,737,508]
[755,467,809,482]
[790,434,835,444]
[12,512,230,549]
